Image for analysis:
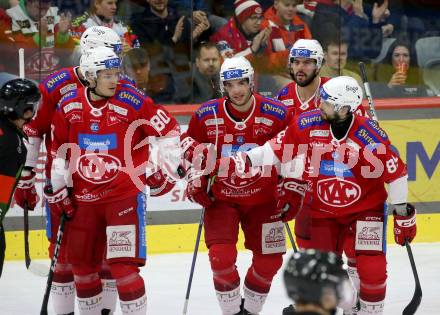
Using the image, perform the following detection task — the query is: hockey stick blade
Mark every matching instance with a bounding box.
[402,241,422,315]
[29,261,50,277]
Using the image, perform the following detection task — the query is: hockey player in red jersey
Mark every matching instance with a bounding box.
[13,26,124,315]
[222,76,417,315]
[276,39,369,250]
[47,47,180,315]
[13,26,174,315]
[276,38,368,118]
[183,56,304,315]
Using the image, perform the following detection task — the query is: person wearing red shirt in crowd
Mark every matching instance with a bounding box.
[0,0,75,80]
[183,56,301,315]
[221,76,417,315]
[48,46,181,315]
[210,0,289,72]
[261,0,312,53]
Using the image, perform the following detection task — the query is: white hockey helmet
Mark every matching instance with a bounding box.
[289,39,324,69]
[319,76,363,112]
[80,47,121,80]
[219,56,254,93]
[80,26,122,55]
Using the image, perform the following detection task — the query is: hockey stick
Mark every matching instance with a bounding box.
[358,62,378,121]
[23,203,49,277]
[182,205,206,315]
[183,108,219,315]
[40,214,67,315]
[285,223,297,253]
[402,239,422,315]
[18,48,49,277]
[359,61,422,314]
[24,202,31,269]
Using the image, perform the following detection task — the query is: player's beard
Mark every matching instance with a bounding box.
[291,70,318,87]
[321,110,343,123]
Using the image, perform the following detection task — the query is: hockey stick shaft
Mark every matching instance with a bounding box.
[402,240,422,315]
[285,223,297,253]
[19,48,25,79]
[24,203,31,269]
[359,62,422,313]
[358,62,378,121]
[183,207,205,314]
[40,214,66,315]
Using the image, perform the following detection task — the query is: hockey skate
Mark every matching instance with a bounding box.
[233,298,257,315]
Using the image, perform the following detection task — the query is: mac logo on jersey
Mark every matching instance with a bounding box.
[77,153,121,184]
[317,178,361,207]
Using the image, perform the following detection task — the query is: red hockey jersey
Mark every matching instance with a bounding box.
[271,109,407,218]
[24,66,135,177]
[276,77,369,118]
[187,94,291,205]
[51,84,179,204]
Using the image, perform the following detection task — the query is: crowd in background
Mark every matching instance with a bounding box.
[0,0,439,103]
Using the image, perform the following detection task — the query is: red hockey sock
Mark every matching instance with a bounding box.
[357,254,387,302]
[72,265,102,298]
[208,244,240,291]
[110,263,145,301]
[244,253,283,293]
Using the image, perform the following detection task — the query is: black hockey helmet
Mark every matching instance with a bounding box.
[284,249,351,306]
[0,78,40,120]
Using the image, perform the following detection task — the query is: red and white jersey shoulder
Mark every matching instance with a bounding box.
[51,83,179,204]
[276,76,369,118]
[275,76,330,116]
[271,109,406,217]
[24,66,84,138]
[187,94,291,205]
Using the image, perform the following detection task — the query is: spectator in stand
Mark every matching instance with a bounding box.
[130,0,208,47]
[192,41,222,103]
[210,0,291,75]
[311,0,392,60]
[169,0,227,33]
[0,0,74,80]
[122,47,150,93]
[262,0,312,53]
[210,0,270,60]
[70,0,139,55]
[320,38,363,87]
[371,40,428,98]
[129,0,211,103]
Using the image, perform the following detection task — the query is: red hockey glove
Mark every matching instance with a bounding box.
[44,186,76,219]
[276,178,307,222]
[146,169,176,197]
[181,133,210,171]
[14,169,38,210]
[185,169,213,208]
[393,203,416,245]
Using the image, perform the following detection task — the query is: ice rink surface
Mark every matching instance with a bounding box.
[1,243,439,315]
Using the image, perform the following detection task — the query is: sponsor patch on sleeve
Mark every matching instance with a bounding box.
[196,101,219,120]
[298,110,324,129]
[354,127,382,150]
[43,70,72,92]
[260,101,287,119]
[115,87,143,110]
